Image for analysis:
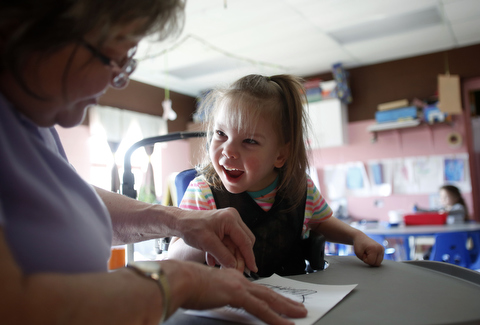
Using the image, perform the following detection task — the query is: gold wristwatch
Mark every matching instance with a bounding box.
[127,261,170,323]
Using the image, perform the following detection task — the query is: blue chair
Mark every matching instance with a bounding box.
[430,232,471,268]
[469,231,480,270]
[175,168,197,206]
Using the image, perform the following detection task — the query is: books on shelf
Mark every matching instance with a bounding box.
[375,106,418,123]
[306,87,322,102]
[303,78,338,103]
[304,78,322,89]
[377,99,409,111]
[303,78,322,103]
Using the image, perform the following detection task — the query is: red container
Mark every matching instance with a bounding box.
[404,212,448,225]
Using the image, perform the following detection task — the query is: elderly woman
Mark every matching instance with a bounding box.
[0,1,307,324]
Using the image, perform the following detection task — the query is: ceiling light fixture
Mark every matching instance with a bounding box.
[328,6,443,45]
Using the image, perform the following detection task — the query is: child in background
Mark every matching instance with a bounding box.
[423,184,469,260]
[439,185,469,224]
[168,74,384,276]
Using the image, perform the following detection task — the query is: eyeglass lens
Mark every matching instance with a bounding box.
[112,58,137,88]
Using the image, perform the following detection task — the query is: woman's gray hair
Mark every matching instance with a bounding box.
[0,0,185,92]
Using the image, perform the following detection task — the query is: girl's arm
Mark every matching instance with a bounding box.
[311,218,384,266]
[167,180,227,267]
[306,177,383,266]
[168,236,207,263]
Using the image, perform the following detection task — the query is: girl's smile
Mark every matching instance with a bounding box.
[222,165,244,179]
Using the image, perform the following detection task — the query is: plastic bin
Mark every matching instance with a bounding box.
[404,212,448,225]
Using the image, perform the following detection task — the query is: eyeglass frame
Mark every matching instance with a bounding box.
[80,40,138,88]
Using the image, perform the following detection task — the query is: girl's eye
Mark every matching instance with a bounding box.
[244,138,258,145]
[215,130,226,137]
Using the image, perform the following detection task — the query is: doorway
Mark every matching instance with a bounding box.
[463,77,480,222]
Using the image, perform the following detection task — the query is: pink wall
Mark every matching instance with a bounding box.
[55,119,473,222]
[160,140,192,184]
[311,116,473,222]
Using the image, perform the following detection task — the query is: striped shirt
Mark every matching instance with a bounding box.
[179,174,333,238]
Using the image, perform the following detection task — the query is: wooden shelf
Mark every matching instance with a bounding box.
[367,119,421,132]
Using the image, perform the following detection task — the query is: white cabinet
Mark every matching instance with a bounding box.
[306,98,348,149]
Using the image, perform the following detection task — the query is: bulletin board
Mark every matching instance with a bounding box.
[322,153,471,199]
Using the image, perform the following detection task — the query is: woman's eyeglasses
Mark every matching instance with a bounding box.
[81,40,137,88]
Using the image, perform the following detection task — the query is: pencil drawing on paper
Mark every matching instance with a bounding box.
[262,284,317,303]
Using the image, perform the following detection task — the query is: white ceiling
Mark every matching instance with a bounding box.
[132,0,480,98]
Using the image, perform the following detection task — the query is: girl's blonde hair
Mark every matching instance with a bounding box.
[197,74,311,210]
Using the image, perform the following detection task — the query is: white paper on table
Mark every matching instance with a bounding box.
[185,274,357,325]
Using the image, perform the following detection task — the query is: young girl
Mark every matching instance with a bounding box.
[439,185,469,224]
[168,74,384,276]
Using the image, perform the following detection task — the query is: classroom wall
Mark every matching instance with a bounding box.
[59,43,480,220]
[98,79,197,133]
[307,43,480,123]
[311,116,473,222]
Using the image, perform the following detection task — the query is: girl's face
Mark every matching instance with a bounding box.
[439,188,455,208]
[209,107,289,193]
[1,21,142,128]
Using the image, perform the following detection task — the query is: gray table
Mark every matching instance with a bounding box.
[165,256,480,325]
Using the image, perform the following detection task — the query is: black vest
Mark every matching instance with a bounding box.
[211,186,307,277]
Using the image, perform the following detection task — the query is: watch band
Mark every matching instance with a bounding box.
[127,261,171,324]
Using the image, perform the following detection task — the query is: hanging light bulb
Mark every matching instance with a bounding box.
[162,49,176,121]
[162,98,177,121]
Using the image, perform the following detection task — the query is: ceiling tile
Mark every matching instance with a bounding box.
[343,25,456,65]
[442,0,480,22]
[133,0,480,97]
[450,19,480,45]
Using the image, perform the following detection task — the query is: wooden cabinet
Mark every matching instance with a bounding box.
[306,98,348,149]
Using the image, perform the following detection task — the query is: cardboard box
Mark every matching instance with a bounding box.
[377,99,409,111]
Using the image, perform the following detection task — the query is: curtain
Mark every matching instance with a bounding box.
[138,145,157,203]
[89,105,167,195]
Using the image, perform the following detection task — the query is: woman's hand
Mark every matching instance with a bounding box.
[352,233,384,266]
[163,260,307,325]
[176,207,258,272]
[97,187,257,272]
[206,236,246,273]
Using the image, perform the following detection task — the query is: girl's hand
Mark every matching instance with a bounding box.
[353,233,384,266]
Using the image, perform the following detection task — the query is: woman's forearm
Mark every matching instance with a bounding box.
[95,186,182,245]
[95,186,258,272]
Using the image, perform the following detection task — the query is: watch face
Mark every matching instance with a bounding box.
[130,261,160,274]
